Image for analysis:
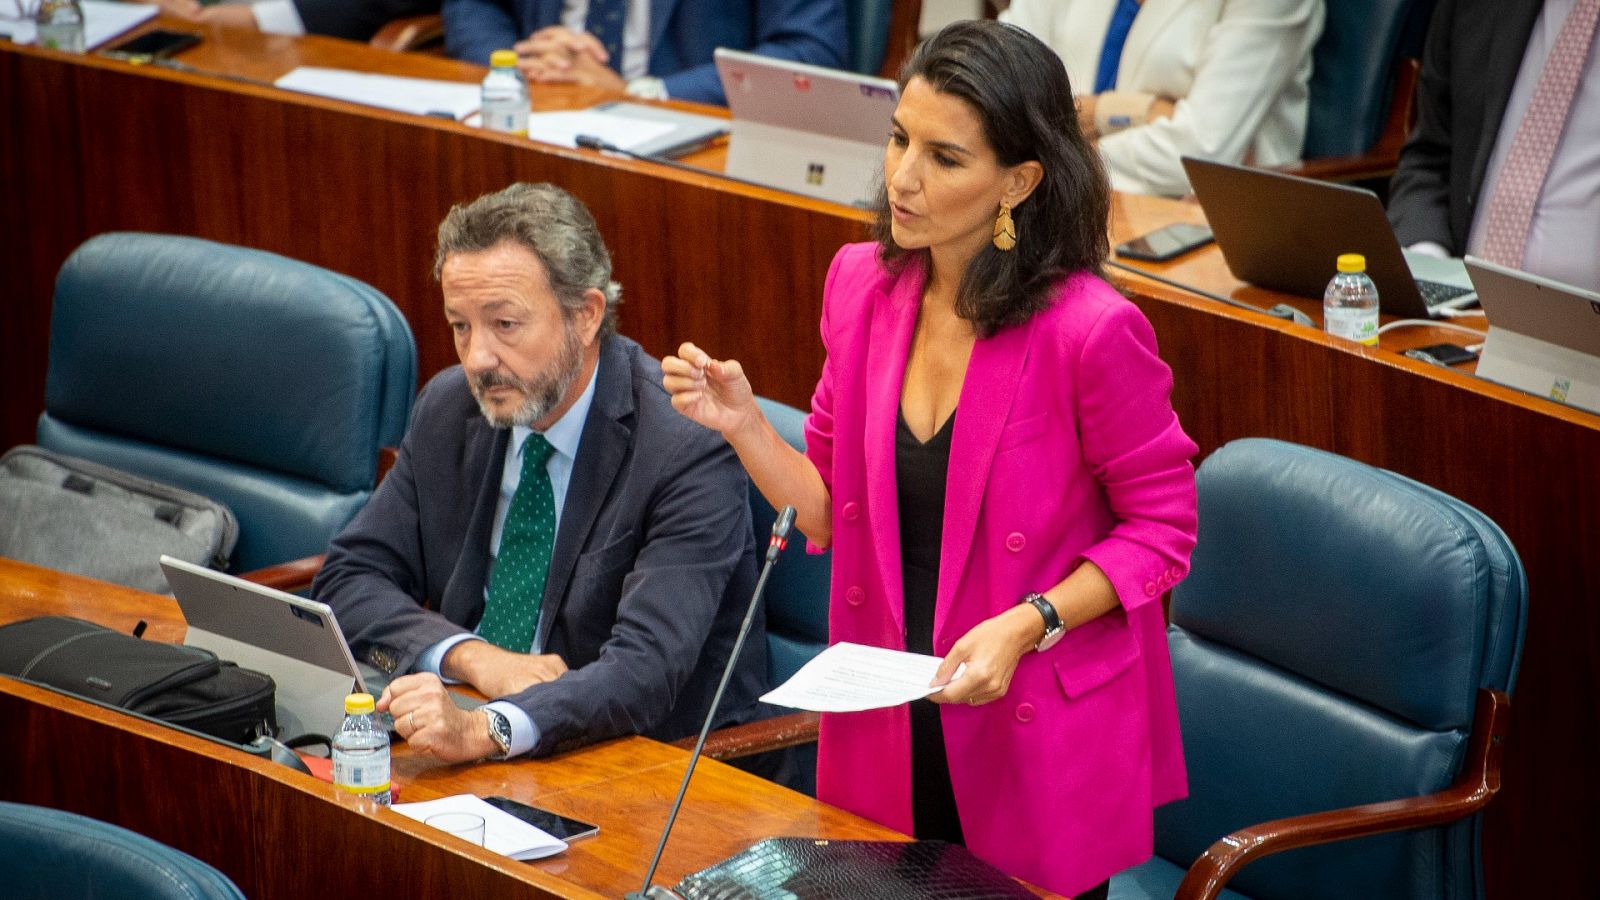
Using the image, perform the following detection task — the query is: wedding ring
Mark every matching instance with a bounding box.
[408,712,416,731]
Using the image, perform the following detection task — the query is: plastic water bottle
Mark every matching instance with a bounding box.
[481,49,529,136]
[1323,253,1380,346]
[332,693,391,805]
[34,0,86,54]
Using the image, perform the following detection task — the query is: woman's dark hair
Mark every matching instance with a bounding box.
[871,19,1110,337]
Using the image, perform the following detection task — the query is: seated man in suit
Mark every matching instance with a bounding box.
[1388,0,1600,291]
[147,0,440,42]
[314,182,766,764]
[441,0,847,104]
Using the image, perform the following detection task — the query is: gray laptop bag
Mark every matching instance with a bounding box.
[0,446,238,593]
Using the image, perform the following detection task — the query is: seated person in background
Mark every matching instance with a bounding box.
[998,0,1324,197]
[314,182,767,765]
[1388,0,1600,291]
[441,0,847,104]
[148,0,441,42]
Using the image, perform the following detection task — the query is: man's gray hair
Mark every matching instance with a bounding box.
[434,182,622,338]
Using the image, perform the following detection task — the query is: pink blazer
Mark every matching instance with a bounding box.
[804,243,1199,895]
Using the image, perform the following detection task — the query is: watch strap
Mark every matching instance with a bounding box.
[1023,592,1065,651]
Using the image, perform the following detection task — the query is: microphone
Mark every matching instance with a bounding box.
[626,506,797,900]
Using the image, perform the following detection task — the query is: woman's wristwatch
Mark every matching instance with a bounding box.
[1022,592,1066,651]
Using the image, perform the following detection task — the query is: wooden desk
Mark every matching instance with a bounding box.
[4,23,1599,898]
[0,558,914,899]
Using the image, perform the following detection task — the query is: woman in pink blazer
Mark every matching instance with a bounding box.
[664,20,1197,898]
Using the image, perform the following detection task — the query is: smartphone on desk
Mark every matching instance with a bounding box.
[485,796,600,842]
[1116,222,1214,262]
[103,29,201,61]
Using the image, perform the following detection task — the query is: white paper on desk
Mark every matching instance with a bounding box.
[0,1,157,49]
[393,794,568,861]
[274,67,480,121]
[524,110,675,151]
[761,642,957,713]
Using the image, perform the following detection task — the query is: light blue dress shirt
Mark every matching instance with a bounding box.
[415,364,598,757]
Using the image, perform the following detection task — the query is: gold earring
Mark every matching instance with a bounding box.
[993,203,1017,251]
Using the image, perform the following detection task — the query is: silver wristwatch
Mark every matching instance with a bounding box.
[485,708,513,759]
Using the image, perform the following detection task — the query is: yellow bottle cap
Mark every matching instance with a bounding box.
[1337,253,1367,273]
[344,693,375,715]
[490,49,518,68]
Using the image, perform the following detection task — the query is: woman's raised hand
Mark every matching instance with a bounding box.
[662,342,760,438]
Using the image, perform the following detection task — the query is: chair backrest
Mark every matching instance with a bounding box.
[845,0,894,75]
[38,233,416,574]
[0,801,246,899]
[1155,438,1526,900]
[752,397,831,688]
[1302,0,1436,159]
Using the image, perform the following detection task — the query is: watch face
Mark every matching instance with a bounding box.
[1035,628,1065,652]
[488,711,512,754]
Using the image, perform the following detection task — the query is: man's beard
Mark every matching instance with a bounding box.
[471,322,585,429]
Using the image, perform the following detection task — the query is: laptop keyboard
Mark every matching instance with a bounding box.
[1418,279,1475,308]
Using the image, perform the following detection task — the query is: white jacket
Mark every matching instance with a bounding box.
[1001,0,1324,196]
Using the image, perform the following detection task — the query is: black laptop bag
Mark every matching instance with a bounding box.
[0,616,276,744]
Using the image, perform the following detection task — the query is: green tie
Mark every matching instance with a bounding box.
[479,433,557,652]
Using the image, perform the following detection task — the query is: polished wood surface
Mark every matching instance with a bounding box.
[4,22,1599,898]
[0,559,911,900]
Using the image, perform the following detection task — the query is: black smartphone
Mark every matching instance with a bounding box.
[1116,222,1215,262]
[105,30,202,60]
[484,796,600,841]
[1406,342,1479,366]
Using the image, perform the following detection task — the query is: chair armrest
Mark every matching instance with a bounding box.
[670,711,820,760]
[369,14,445,53]
[1175,688,1510,900]
[238,554,326,593]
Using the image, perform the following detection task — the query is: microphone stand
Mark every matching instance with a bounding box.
[625,506,797,900]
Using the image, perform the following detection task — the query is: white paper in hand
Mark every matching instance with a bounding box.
[761,642,961,713]
[393,794,568,860]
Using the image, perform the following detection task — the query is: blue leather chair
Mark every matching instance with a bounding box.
[1289,0,1436,179]
[39,233,416,575]
[0,801,246,899]
[848,0,922,77]
[752,397,832,690]
[1111,438,1526,900]
[681,397,831,792]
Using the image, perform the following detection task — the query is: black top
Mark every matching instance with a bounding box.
[895,407,964,845]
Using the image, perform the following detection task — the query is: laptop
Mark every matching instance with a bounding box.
[160,556,480,739]
[1181,157,1478,318]
[715,48,898,208]
[1467,257,1600,414]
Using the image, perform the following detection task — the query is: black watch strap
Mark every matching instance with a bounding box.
[1023,592,1066,651]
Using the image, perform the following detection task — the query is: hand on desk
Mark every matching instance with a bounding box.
[442,638,569,699]
[514,26,626,92]
[379,673,497,763]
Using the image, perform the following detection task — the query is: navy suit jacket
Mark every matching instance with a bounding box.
[441,0,847,104]
[294,0,440,42]
[1387,0,1544,253]
[313,336,764,756]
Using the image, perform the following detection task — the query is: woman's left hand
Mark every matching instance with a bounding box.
[929,605,1043,706]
